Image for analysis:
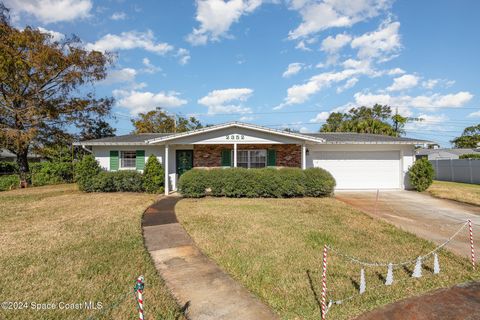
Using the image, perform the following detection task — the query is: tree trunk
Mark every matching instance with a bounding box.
[16,149,30,187]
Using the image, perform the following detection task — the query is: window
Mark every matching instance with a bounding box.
[234,149,267,169]
[120,151,136,168]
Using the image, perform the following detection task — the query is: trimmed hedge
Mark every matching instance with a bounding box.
[408,158,434,192]
[178,167,336,198]
[30,161,74,186]
[89,170,145,192]
[459,153,480,159]
[0,161,18,174]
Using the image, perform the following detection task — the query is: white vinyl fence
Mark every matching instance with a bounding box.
[430,159,480,184]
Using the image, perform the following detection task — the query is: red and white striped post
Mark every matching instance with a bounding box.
[321,245,328,320]
[135,275,145,320]
[468,219,475,269]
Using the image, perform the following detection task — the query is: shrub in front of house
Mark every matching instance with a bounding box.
[408,158,434,192]
[75,155,102,192]
[30,161,74,186]
[143,155,165,193]
[303,167,336,197]
[178,167,336,198]
[0,174,20,191]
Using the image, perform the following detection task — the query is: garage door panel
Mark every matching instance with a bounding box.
[310,151,400,189]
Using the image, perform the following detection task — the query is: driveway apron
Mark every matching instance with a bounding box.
[336,190,480,258]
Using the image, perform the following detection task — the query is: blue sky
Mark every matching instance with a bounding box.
[6,0,480,146]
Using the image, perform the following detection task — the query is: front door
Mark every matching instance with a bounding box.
[176,150,193,176]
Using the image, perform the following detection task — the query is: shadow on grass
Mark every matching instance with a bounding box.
[306,269,322,317]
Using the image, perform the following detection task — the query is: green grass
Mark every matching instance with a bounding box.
[0,184,183,320]
[427,180,480,206]
[176,197,479,320]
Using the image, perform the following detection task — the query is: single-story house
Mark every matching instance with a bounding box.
[74,122,429,194]
[416,148,480,160]
[0,148,43,162]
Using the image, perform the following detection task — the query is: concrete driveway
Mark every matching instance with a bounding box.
[336,190,480,258]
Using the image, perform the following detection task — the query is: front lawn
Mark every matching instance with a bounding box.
[0,184,183,320]
[427,180,480,206]
[176,197,478,319]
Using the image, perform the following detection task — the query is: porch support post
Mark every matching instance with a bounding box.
[164,144,169,195]
[233,143,237,167]
[301,143,306,170]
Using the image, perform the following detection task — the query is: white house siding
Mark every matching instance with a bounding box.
[306,144,415,190]
[91,145,165,171]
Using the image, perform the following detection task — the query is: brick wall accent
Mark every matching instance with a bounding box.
[193,144,301,168]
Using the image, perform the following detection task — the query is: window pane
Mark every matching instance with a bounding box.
[237,150,248,168]
[121,151,136,168]
[249,150,266,168]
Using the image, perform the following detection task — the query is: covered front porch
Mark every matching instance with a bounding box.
[163,143,308,195]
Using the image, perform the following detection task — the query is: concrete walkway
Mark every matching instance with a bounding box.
[356,281,480,320]
[336,191,480,258]
[142,195,279,320]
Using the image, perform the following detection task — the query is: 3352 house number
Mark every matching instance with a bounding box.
[225,135,245,140]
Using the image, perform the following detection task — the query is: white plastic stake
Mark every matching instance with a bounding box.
[385,263,394,285]
[412,257,422,278]
[433,253,440,274]
[359,268,366,294]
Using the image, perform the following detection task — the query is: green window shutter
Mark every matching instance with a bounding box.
[110,150,119,171]
[267,149,276,167]
[136,150,145,170]
[221,149,232,167]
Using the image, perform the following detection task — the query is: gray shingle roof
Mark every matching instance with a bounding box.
[75,131,429,145]
[304,132,430,144]
[416,148,480,156]
[73,133,170,145]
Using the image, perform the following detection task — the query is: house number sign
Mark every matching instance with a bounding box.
[225,135,245,140]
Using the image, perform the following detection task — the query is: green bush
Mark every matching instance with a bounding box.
[178,167,336,198]
[0,161,18,174]
[30,161,73,186]
[408,158,434,192]
[459,153,480,159]
[111,170,144,192]
[304,168,336,197]
[0,175,20,191]
[143,155,164,193]
[74,155,102,192]
[177,169,209,198]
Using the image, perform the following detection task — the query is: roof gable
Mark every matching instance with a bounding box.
[145,122,325,144]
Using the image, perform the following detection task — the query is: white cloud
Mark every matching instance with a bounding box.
[295,40,312,51]
[37,27,64,42]
[422,79,438,90]
[288,0,392,40]
[310,111,331,123]
[350,20,401,61]
[186,0,263,45]
[102,68,137,84]
[142,58,161,74]
[386,74,419,92]
[282,63,304,78]
[113,89,187,115]
[354,91,473,112]
[468,110,480,118]
[198,88,253,114]
[405,113,448,131]
[387,68,405,75]
[336,77,358,93]
[110,12,126,20]
[176,48,191,65]
[5,0,92,23]
[85,30,173,55]
[321,33,352,53]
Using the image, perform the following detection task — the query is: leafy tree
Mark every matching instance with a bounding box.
[320,104,419,137]
[131,109,203,133]
[79,119,116,141]
[0,5,113,183]
[451,124,480,148]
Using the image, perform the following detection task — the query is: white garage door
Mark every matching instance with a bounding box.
[310,151,401,189]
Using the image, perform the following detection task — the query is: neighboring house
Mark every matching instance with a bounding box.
[0,148,43,162]
[415,148,480,160]
[74,122,429,194]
